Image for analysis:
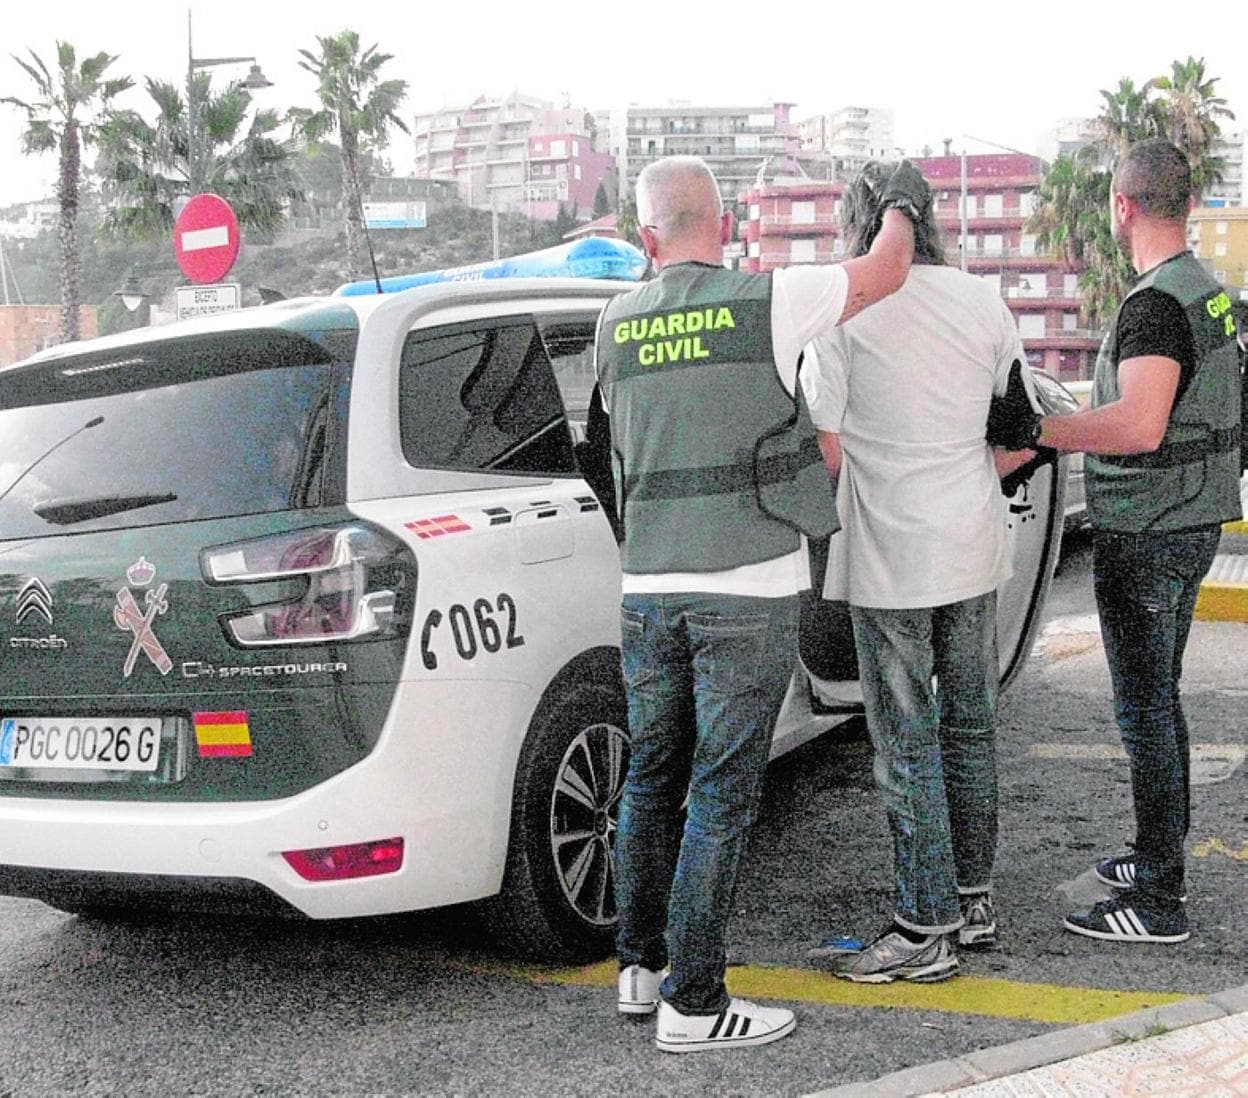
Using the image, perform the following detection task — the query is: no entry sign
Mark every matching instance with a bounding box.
[174,194,241,284]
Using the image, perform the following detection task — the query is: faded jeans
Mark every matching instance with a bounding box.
[614,592,798,1014]
[1092,524,1222,907]
[850,591,1000,934]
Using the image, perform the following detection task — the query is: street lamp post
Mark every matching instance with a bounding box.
[960,147,968,272]
[186,9,272,196]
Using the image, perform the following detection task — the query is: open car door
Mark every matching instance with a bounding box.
[773,370,1082,756]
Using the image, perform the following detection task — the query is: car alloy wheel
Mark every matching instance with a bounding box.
[548,718,629,928]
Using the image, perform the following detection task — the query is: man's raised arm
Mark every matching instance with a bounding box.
[838,161,928,323]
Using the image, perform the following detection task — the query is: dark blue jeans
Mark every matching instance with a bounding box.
[1092,524,1222,907]
[614,592,798,1014]
[850,592,1000,934]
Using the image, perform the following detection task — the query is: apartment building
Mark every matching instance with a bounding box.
[737,153,1099,381]
[1207,129,1245,207]
[411,93,613,219]
[622,102,799,204]
[1190,205,1248,301]
[798,107,896,172]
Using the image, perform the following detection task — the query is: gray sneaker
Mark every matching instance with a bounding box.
[958,893,997,949]
[831,930,959,984]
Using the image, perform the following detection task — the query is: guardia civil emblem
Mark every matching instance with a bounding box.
[114,556,172,677]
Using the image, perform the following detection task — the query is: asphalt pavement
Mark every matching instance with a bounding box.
[0,527,1243,1096]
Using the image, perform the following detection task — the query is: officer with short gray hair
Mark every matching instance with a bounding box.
[596,154,929,1052]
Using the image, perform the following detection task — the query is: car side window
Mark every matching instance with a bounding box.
[399,318,578,475]
[537,317,599,439]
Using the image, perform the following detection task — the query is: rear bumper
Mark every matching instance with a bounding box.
[0,864,299,916]
[0,678,534,919]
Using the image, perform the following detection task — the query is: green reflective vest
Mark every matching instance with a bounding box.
[1087,252,1242,533]
[597,263,838,575]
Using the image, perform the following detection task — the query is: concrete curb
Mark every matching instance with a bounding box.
[1195,527,1248,621]
[804,982,1248,1098]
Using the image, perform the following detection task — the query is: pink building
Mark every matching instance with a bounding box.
[412,93,615,221]
[737,153,1098,381]
[524,133,616,221]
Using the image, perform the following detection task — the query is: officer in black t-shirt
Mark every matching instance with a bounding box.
[996,139,1242,945]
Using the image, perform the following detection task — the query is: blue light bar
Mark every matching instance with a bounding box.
[334,237,647,296]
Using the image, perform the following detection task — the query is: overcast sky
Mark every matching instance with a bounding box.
[1,0,1244,207]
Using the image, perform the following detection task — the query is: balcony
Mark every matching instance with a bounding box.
[957,245,1061,266]
[1023,328,1104,349]
[1004,288,1082,309]
[525,182,569,202]
[759,214,840,234]
[936,212,1028,229]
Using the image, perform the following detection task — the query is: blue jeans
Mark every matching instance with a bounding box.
[1092,525,1222,907]
[850,592,1000,934]
[614,592,798,1014]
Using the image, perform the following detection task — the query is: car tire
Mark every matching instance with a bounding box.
[485,675,629,963]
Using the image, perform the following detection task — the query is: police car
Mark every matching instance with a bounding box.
[0,240,1075,961]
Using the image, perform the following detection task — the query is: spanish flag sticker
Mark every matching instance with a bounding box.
[404,514,472,539]
[194,710,253,758]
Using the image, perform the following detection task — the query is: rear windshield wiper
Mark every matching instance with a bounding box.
[33,492,178,526]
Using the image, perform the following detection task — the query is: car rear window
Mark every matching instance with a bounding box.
[0,329,351,538]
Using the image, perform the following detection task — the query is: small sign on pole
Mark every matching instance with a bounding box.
[175,282,241,322]
[174,194,241,284]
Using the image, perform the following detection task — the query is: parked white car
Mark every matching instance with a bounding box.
[0,264,1075,961]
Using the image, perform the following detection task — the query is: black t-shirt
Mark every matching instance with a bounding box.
[1116,287,1197,401]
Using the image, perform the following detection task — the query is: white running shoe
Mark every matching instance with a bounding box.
[655,997,796,1053]
[617,964,666,1015]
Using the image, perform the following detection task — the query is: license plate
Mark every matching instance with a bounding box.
[0,717,161,773]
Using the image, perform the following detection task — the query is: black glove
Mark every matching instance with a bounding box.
[987,359,1043,450]
[1000,447,1056,497]
[878,160,931,224]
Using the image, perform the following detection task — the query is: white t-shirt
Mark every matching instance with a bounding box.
[619,264,850,597]
[801,265,1022,609]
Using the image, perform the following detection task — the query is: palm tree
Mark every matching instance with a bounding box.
[1032,59,1236,326]
[1095,78,1166,164]
[290,31,409,279]
[1029,148,1133,326]
[1029,148,1099,267]
[2,42,131,342]
[1151,56,1236,195]
[96,75,303,242]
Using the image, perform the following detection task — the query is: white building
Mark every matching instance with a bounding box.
[1207,129,1245,207]
[798,107,896,167]
[623,102,800,204]
[0,201,57,240]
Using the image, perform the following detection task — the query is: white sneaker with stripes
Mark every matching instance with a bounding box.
[655,997,795,1053]
[1063,895,1190,943]
[1095,854,1187,901]
[617,964,666,1015]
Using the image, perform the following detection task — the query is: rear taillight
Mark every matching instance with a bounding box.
[202,523,414,648]
[282,837,405,881]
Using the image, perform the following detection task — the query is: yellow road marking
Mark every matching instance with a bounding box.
[496,960,1188,1026]
[1192,837,1248,861]
[1195,582,1248,622]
